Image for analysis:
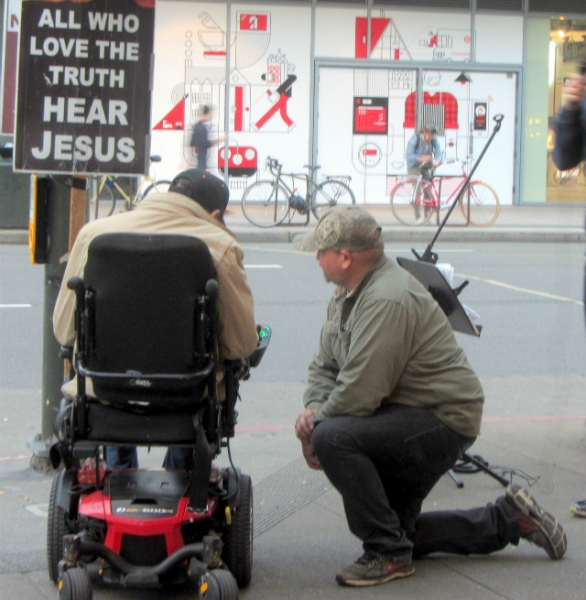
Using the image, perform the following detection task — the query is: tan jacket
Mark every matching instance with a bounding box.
[54,192,258,396]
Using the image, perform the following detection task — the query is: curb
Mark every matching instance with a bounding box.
[228,227,586,244]
[2,228,585,246]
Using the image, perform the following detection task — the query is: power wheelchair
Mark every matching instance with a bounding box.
[47,232,270,600]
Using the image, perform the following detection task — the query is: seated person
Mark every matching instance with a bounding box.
[53,169,258,469]
[406,122,443,181]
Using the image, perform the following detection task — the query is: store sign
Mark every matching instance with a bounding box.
[14,0,155,175]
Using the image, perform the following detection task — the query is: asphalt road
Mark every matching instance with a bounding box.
[0,241,585,599]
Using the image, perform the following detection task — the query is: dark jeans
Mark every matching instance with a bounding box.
[312,404,520,559]
[105,446,190,470]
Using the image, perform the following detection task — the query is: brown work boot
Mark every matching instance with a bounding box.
[504,484,567,559]
[335,553,414,587]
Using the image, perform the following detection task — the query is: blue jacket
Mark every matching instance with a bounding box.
[553,101,586,170]
[406,134,443,170]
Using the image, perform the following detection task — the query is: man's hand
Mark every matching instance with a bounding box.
[418,154,432,163]
[563,73,586,110]
[433,159,441,167]
[295,408,317,445]
[301,441,322,470]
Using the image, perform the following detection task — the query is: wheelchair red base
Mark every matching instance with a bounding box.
[48,464,252,600]
[47,233,270,600]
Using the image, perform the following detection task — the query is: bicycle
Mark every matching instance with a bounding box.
[553,162,586,185]
[390,160,500,227]
[88,155,172,218]
[241,156,356,227]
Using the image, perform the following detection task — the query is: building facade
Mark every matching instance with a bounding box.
[2,0,586,206]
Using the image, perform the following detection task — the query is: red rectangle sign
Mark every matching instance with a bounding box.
[239,14,268,31]
[355,107,387,134]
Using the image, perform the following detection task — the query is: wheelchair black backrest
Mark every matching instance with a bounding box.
[76,232,218,408]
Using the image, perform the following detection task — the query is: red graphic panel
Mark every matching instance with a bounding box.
[355,18,391,59]
[353,98,388,135]
[218,145,258,177]
[153,97,185,131]
[403,92,459,130]
[234,86,244,132]
[239,14,268,31]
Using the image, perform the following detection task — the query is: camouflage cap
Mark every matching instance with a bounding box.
[293,205,382,253]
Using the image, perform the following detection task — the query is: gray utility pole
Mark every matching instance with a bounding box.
[28,175,85,471]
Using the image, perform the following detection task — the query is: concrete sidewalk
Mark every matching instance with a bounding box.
[1,383,584,600]
[1,203,585,245]
[225,204,586,244]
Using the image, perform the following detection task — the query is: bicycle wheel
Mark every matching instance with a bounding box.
[311,179,355,220]
[241,181,290,227]
[390,181,433,226]
[87,177,115,219]
[459,182,500,227]
[139,179,172,201]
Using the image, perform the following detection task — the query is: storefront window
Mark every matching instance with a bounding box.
[547,17,586,202]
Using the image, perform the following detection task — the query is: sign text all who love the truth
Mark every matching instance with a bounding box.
[15,0,155,175]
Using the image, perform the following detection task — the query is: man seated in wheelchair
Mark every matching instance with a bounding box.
[53,168,259,471]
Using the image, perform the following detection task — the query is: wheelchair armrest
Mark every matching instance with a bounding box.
[248,324,271,368]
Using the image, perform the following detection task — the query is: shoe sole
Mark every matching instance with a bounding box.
[335,564,415,587]
[507,485,567,559]
[570,506,586,518]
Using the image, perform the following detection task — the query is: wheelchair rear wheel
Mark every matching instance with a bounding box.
[58,567,92,600]
[205,569,239,600]
[47,470,74,583]
[222,473,253,587]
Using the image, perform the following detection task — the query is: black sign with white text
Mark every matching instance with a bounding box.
[15,0,155,175]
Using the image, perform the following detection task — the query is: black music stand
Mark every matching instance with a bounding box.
[396,257,509,487]
[396,257,480,337]
[395,114,510,488]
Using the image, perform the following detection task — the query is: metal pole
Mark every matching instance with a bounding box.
[419,114,504,264]
[29,175,86,471]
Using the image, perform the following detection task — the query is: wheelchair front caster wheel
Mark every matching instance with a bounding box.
[59,567,92,600]
[204,569,238,600]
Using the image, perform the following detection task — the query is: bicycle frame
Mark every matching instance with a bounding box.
[241,156,356,228]
[89,156,168,218]
[414,166,474,218]
[268,160,323,200]
[266,159,324,225]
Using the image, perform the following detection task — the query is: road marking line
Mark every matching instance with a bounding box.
[242,244,474,256]
[457,273,583,305]
[242,245,300,255]
[0,304,31,308]
[0,453,32,462]
[25,504,49,517]
[244,264,283,269]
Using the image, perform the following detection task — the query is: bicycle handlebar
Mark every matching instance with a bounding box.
[265,156,282,174]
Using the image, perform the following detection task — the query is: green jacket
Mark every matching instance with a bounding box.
[304,254,484,438]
